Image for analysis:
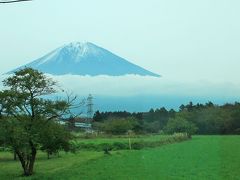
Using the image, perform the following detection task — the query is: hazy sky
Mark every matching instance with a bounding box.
[0,0,240,83]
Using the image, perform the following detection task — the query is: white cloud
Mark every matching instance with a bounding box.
[1,74,240,99]
[49,74,240,99]
[1,74,240,111]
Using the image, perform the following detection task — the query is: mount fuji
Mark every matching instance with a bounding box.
[8,42,160,77]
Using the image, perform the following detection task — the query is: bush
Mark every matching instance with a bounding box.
[234,128,240,135]
[164,117,198,137]
[112,142,128,150]
[144,121,161,133]
[0,147,10,152]
[131,141,145,150]
[99,143,113,154]
[101,117,139,135]
[70,133,189,152]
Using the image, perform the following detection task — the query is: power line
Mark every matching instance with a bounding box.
[0,0,32,3]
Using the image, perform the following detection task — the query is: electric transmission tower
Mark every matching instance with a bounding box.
[86,94,94,121]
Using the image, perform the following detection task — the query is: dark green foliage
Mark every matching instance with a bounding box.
[40,121,72,159]
[100,117,139,135]
[112,142,128,150]
[143,107,175,132]
[101,143,113,154]
[93,108,175,134]
[131,141,145,150]
[0,68,72,176]
[93,111,143,122]
[90,111,144,134]
[94,101,240,135]
[177,102,240,135]
[164,117,198,137]
[144,121,161,133]
[70,133,189,151]
[93,110,103,122]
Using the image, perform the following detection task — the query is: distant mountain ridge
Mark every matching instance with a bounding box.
[8,42,160,77]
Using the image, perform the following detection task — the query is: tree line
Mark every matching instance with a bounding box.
[93,101,240,135]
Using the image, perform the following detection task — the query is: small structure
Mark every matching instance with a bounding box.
[74,122,92,129]
[58,120,67,125]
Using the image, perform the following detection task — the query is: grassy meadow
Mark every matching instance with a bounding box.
[0,135,239,180]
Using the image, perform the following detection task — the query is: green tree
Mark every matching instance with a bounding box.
[93,110,103,122]
[164,116,198,137]
[102,117,138,135]
[144,121,161,133]
[0,68,72,176]
[39,120,72,159]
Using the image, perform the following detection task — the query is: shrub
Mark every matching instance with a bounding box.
[112,142,128,150]
[101,117,139,135]
[164,117,198,137]
[70,133,189,152]
[99,143,113,154]
[131,141,145,150]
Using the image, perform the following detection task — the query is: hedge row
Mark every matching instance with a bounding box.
[70,133,189,152]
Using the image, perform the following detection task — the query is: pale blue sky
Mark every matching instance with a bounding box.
[0,0,240,83]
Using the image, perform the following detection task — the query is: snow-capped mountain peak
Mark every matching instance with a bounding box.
[7,42,160,77]
[61,42,100,58]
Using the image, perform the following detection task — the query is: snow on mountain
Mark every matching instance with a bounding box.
[7,42,160,77]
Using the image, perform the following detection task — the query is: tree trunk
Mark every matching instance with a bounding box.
[26,142,37,176]
[28,149,36,175]
[13,151,17,161]
[47,152,50,159]
[16,144,37,176]
[16,150,26,174]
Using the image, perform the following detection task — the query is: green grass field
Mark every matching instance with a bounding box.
[0,136,239,180]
